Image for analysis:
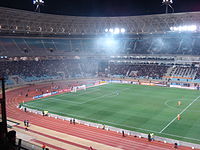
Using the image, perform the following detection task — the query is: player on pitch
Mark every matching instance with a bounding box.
[177,101,181,106]
[177,114,181,120]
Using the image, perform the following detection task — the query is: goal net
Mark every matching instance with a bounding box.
[71,85,86,92]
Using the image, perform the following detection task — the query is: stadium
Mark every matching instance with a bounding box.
[1,0,200,149]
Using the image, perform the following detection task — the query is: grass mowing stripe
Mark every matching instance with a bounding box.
[80,87,130,104]
[159,95,200,133]
[47,97,81,104]
[35,87,129,105]
[60,88,101,97]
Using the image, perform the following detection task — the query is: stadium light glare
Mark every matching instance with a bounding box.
[109,28,114,33]
[162,0,173,3]
[121,28,125,33]
[170,25,197,32]
[162,0,173,14]
[105,28,126,34]
[105,38,116,46]
[33,0,44,4]
[190,25,197,31]
[114,28,120,34]
[33,0,44,13]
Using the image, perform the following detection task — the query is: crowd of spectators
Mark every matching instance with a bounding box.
[2,37,200,55]
[109,63,169,79]
[111,56,175,61]
[170,66,197,78]
[194,67,200,79]
[1,58,200,84]
[0,59,98,84]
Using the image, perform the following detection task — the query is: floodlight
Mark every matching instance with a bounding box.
[162,0,173,3]
[162,0,173,14]
[33,0,44,5]
[109,28,114,33]
[121,28,125,33]
[114,28,120,34]
[105,27,126,34]
[33,0,44,13]
[170,25,197,32]
[190,25,197,31]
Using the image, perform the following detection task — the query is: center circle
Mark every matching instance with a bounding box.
[164,99,200,113]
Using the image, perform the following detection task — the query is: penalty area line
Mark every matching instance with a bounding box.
[159,95,200,133]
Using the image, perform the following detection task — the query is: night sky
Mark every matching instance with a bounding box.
[0,0,200,16]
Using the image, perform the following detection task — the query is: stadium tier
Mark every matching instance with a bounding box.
[1,36,200,56]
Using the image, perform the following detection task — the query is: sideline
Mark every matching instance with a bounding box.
[159,95,200,133]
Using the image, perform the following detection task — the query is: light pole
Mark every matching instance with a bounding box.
[33,0,44,13]
[162,0,174,14]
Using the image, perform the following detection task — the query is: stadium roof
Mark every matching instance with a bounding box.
[0,0,200,17]
[0,7,200,35]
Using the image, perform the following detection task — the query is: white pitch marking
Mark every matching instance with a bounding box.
[159,95,200,133]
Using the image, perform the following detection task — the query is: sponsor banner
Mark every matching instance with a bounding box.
[140,82,155,86]
[155,84,167,87]
[33,91,59,99]
[121,81,130,84]
[100,81,107,84]
[170,85,195,90]
[51,91,58,95]
[43,92,52,97]
[94,82,99,86]
[64,89,71,92]
[108,80,139,85]
[170,85,182,88]
[58,90,64,93]
[86,83,93,87]
[109,80,121,83]
[33,95,43,99]
[58,89,71,93]
[131,82,139,85]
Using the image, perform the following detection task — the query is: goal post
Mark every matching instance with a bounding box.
[71,87,77,93]
[82,85,86,90]
[71,85,86,92]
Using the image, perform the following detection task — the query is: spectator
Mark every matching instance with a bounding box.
[73,118,75,125]
[148,133,151,142]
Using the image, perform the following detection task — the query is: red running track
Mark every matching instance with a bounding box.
[5,84,198,150]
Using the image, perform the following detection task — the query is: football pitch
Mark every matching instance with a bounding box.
[23,83,200,144]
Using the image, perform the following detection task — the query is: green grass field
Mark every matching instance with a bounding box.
[23,83,200,144]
